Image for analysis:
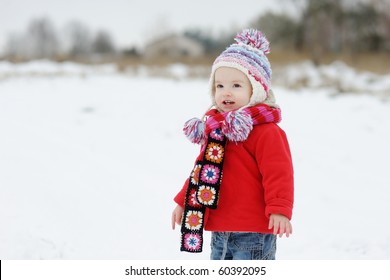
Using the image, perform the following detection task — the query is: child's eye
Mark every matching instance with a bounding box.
[216,84,223,88]
[233,84,242,88]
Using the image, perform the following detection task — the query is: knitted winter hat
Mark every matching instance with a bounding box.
[209,29,273,108]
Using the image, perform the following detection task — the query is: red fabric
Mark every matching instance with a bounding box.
[174,123,294,234]
[201,104,281,138]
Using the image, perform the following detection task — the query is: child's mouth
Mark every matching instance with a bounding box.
[223,100,235,105]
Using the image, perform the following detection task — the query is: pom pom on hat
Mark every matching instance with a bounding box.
[234,29,270,54]
[209,28,273,109]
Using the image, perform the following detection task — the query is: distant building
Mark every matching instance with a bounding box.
[143,34,205,59]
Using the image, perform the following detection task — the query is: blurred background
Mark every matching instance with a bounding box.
[1,0,390,260]
[1,0,389,73]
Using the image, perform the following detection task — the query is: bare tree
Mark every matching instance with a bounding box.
[64,20,92,57]
[92,30,115,54]
[301,0,344,64]
[25,17,59,59]
[250,12,302,51]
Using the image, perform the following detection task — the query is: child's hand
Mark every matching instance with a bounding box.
[268,214,292,238]
[171,205,184,230]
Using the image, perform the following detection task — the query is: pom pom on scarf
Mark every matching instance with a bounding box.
[221,110,253,142]
[183,118,206,144]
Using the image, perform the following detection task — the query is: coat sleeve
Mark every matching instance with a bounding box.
[256,124,294,220]
[173,177,189,207]
[173,145,204,207]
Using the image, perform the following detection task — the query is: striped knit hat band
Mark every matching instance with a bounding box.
[209,29,272,108]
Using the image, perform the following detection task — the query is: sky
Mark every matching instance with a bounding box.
[0,0,294,52]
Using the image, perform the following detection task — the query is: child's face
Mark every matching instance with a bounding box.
[214,67,252,112]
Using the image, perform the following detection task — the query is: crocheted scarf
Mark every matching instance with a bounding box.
[180,104,282,252]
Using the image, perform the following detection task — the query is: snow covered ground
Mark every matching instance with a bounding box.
[0,61,389,260]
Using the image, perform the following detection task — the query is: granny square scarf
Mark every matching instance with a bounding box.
[180,104,281,253]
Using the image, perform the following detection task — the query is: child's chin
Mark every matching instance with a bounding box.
[220,105,238,112]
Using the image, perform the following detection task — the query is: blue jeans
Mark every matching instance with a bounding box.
[210,232,276,260]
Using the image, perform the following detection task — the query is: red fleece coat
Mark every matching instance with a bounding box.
[174,123,294,234]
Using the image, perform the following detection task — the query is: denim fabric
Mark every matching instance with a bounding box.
[210,232,276,260]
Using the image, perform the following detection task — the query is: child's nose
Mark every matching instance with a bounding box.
[222,89,232,96]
